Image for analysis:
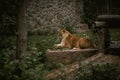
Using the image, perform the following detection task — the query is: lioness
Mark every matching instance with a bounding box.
[55,28,93,49]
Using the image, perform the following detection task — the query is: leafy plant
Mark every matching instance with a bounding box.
[75,62,120,80]
[0,49,48,80]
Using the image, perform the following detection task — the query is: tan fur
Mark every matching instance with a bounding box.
[55,29,93,49]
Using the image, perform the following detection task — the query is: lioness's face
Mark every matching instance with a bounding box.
[58,29,69,38]
[58,29,64,38]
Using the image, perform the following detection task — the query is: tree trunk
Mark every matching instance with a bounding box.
[16,0,27,59]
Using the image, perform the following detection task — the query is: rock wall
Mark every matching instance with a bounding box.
[26,0,84,34]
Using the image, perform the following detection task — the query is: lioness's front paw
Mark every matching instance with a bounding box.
[54,44,61,47]
[53,44,62,49]
[73,47,80,50]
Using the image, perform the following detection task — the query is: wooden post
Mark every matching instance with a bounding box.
[94,21,108,53]
[98,28,107,53]
[16,0,27,59]
[96,15,120,53]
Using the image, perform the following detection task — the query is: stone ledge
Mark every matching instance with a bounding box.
[46,49,98,65]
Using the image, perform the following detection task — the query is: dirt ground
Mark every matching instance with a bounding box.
[46,53,120,79]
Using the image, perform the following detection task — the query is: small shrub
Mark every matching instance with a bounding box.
[0,49,48,80]
[63,19,75,33]
[75,62,119,80]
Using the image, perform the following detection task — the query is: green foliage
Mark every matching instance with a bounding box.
[0,33,58,80]
[27,34,58,52]
[0,33,49,80]
[109,29,120,41]
[20,53,48,80]
[46,62,65,71]
[63,19,75,33]
[75,62,119,80]
[0,49,48,80]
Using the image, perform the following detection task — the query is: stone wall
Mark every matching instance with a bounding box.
[26,0,85,34]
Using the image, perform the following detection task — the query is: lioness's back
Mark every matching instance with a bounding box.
[79,38,93,49]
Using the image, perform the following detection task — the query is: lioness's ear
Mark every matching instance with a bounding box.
[63,27,66,30]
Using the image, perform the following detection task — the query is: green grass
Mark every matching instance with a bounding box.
[27,34,58,52]
[27,29,120,52]
[109,29,120,41]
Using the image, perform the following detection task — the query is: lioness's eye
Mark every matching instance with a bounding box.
[62,30,65,33]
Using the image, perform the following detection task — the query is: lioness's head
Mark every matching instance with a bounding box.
[58,28,71,38]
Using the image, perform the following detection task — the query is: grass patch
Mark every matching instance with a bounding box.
[27,34,58,52]
[27,29,120,52]
[76,63,120,80]
[109,29,120,41]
